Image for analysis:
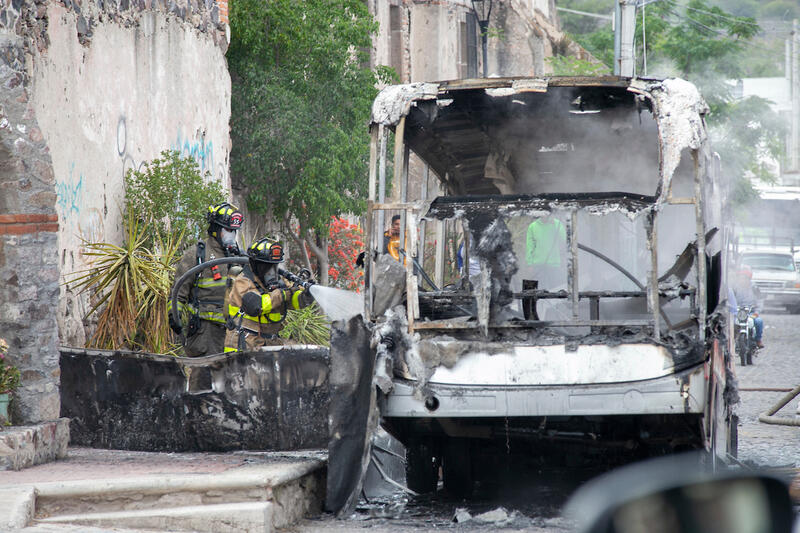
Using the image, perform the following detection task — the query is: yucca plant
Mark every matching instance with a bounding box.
[279,304,331,346]
[131,230,183,354]
[66,209,182,353]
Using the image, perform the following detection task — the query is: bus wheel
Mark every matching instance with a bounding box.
[442,438,473,499]
[405,439,439,494]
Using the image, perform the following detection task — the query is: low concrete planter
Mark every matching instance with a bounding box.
[60,346,330,452]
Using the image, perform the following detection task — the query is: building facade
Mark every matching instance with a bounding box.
[369,0,585,83]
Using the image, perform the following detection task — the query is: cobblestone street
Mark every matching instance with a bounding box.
[735,311,800,468]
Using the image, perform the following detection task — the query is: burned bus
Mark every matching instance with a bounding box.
[329,77,737,506]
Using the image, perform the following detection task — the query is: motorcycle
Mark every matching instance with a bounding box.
[734,305,757,366]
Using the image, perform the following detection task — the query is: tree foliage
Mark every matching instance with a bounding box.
[124,150,224,246]
[228,0,392,284]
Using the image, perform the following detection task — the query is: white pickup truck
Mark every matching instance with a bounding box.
[740,250,800,313]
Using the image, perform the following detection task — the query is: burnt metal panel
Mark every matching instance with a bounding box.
[425,193,656,219]
[326,316,376,515]
[435,76,632,91]
[60,347,330,452]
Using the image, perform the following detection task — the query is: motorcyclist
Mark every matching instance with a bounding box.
[224,237,315,352]
[731,266,764,349]
[170,202,245,356]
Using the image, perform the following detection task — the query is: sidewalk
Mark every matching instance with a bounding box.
[0,447,327,532]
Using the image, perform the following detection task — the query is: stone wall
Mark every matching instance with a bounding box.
[0,0,230,424]
[0,30,62,423]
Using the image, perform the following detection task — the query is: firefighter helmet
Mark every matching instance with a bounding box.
[248,237,284,264]
[207,202,244,230]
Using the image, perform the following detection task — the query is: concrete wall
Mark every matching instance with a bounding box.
[0,0,230,424]
[409,4,463,81]
[35,2,232,348]
[60,347,330,452]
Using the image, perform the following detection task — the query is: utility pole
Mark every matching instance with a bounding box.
[792,20,799,173]
[613,0,637,77]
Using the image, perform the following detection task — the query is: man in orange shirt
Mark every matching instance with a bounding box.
[382,214,402,261]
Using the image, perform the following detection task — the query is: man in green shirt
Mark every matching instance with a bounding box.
[525,216,566,290]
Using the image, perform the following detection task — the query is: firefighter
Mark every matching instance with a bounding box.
[224,237,314,352]
[170,202,244,356]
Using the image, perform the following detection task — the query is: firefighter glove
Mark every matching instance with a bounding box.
[241,291,263,317]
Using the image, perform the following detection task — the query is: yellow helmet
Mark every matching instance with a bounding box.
[248,237,284,264]
[207,202,243,230]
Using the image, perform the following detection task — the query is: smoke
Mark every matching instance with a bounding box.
[479,86,662,197]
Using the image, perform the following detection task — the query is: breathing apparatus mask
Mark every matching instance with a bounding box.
[253,261,279,288]
[247,238,284,289]
[219,228,240,255]
[207,202,244,256]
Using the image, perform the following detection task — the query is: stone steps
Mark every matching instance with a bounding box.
[35,502,273,533]
[2,459,325,532]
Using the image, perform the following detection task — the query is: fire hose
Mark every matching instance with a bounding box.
[169,256,314,334]
[756,384,800,427]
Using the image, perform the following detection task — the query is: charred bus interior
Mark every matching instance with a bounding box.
[368,79,716,349]
[359,78,732,499]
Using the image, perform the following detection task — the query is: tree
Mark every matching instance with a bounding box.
[561,0,785,203]
[227,0,393,285]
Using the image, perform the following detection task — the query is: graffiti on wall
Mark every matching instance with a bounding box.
[56,161,106,265]
[172,130,214,176]
[55,162,83,218]
[117,116,145,181]
[56,116,227,249]
[118,116,225,183]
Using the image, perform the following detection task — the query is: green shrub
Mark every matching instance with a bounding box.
[546,56,610,76]
[124,150,224,246]
[279,304,331,346]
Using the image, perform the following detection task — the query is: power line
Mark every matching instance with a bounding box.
[556,6,613,22]
[669,0,760,28]
[667,11,731,38]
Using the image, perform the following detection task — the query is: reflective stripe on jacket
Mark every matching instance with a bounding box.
[224,267,306,352]
[174,238,238,326]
